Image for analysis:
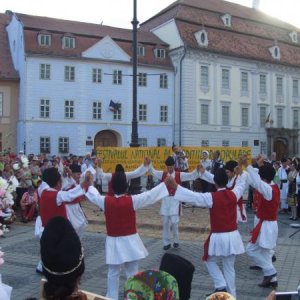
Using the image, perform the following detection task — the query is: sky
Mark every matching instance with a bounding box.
[1,0,300,29]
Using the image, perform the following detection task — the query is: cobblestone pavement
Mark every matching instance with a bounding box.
[0,203,300,300]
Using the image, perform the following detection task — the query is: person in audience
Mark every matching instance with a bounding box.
[20,185,38,223]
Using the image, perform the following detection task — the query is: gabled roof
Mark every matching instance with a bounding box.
[140,0,300,68]
[0,13,19,80]
[14,12,172,68]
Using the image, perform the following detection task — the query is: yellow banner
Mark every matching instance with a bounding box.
[96,147,251,172]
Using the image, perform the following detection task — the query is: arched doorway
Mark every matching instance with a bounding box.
[94,130,118,148]
[274,139,287,160]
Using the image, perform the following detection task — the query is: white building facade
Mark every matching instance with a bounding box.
[6,12,174,155]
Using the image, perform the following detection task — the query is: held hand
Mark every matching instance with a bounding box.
[256,154,265,167]
[81,171,94,190]
[234,165,243,176]
[144,157,151,166]
[197,163,205,174]
[164,176,178,190]
[239,154,248,167]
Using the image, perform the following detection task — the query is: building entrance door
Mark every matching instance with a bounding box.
[94,130,118,148]
[274,139,287,160]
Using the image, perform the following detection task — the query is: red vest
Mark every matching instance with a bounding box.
[39,190,67,227]
[162,171,181,196]
[255,185,280,221]
[210,190,238,233]
[104,195,137,237]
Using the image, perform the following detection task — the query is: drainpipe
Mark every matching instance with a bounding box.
[179,44,187,146]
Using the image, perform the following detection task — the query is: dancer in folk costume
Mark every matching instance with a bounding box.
[84,166,170,300]
[278,158,289,213]
[165,164,247,298]
[149,156,199,250]
[97,157,149,196]
[242,155,280,288]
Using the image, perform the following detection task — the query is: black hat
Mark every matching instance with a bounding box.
[41,217,85,293]
[165,156,175,166]
[112,172,128,194]
[224,160,238,172]
[259,163,275,183]
[213,168,228,187]
[42,167,61,188]
[69,164,81,174]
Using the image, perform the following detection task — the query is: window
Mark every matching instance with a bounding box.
[259,74,267,94]
[221,69,230,90]
[154,48,166,59]
[157,138,166,146]
[38,34,51,46]
[261,141,267,154]
[242,141,248,147]
[289,31,298,43]
[62,36,75,49]
[269,46,280,60]
[241,72,248,92]
[113,70,122,85]
[221,14,231,27]
[201,140,209,147]
[65,100,74,119]
[0,92,3,117]
[241,107,249,127]
[64,66,75,81]
[200,66,209,87]
[293,79,299,97]
[59,137,69,153]
[137,46,145,56]
[259,106,267,127]
[277,108,283,127]
[201,104,209,125]
[293,109,299,128]
[222,140,230,147]
[195,30,208,47]
[92,68,102,83]
[276,77,283,96]
[160,74,168,88]
[138,104,147,121]
[40,64,51,80]
[222,105,230,126]
[113,103,122,120]
[92,102,102,119]
[160,105,168,122]
[40,137,50,153]
[40,99,50,118]
[138,138,147,147]
[138,73,147,87]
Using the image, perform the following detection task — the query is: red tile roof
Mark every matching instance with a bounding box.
[140,0,300,68]
[0,14,19,80]
[15,13,173,69]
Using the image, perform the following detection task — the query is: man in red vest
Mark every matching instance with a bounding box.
[165,165,247,298]
[84,167,169,300]
[150,156,199,250]
[242,155,280,288]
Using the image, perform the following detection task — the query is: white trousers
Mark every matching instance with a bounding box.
[205,255,236,298]
[106,260,139,300]
[246,242,276,276]
[162,215,179,246]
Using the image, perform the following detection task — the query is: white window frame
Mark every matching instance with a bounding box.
[293,79,299,98]
[241,71,249,94]
[201,103,209,125]
[62,36,75,49]
[221,68,230,94]
[241,106,249,127]
[200,66,209,88]
[276,76,283,96]
[92,101,102,120]
[38,34,51,46]
[259,106,267,128]
[64,66,75,81]
[40,99,50,118]
[154,48,166,59]
[40,137,50,153]
[137,46,145,57]
[58,137,69,154]
[276,107,284,127]
[201,140,209,147]
[160,105,168,122]
[40,64,51,80]
[113,103,122,120]
[242,141,249,147]
[138,73,147,87]
[222,140,230,147]
[259,74,267,95]
[65,100,74,119]
[92,68,102,83]
[221,105,230,126]
[138,104,147,122]
[138,138,147,147]
[157,138,166,147]
[160,74,168,89]
[113,70,122,85]
[293,109,299,128]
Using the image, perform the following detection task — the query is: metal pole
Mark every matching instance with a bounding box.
[130,0,139,147]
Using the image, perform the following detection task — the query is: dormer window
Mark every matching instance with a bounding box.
[62,36,75,49]
[269,45,281,60]
[195,30,208,47]
[38,33,51,46]
[289,31,298,43]
[154,48,166,59]
[221,14,231,27]
[137,46,145,56]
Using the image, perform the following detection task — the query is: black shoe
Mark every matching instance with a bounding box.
[258,274,278,288]
[163,244,171,251]
[173,243,179,249]
[250,265,262,270]
[272,255,276,262]
[206,288,227,297]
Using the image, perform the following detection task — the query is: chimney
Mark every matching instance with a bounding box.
[252,0,260,9]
